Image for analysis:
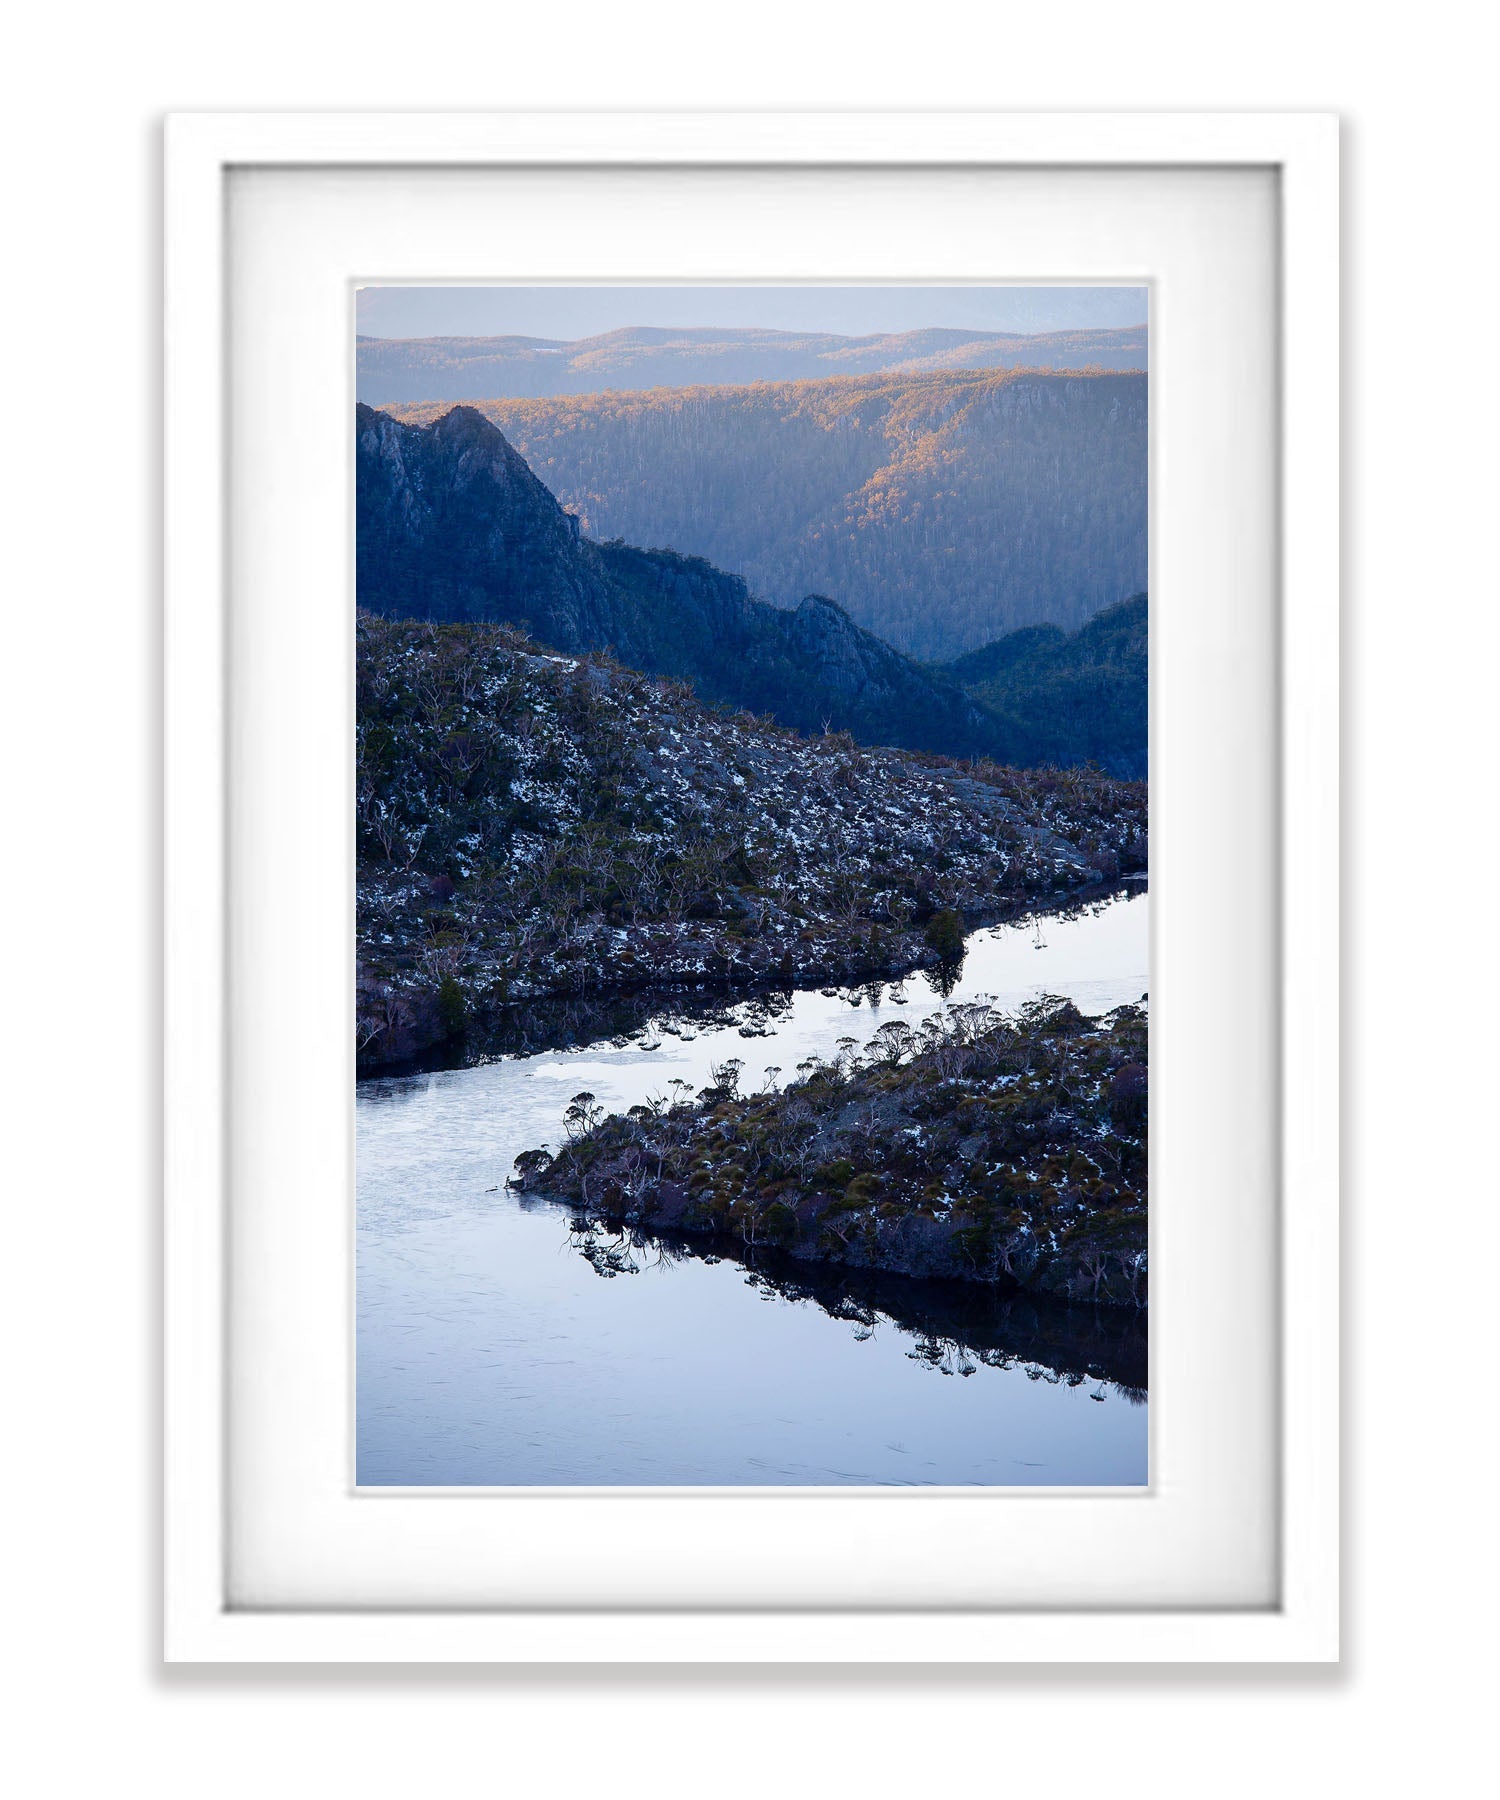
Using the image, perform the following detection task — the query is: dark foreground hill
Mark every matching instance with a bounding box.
[356,322,1148,405]
[938,595,1148,779]
[357,402,1002,759]
[356,615,1147,1070]
[385,368,1146,659]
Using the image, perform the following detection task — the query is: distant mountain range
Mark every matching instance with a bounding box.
[356,404,1001,761]
[355,323,1147,406]
[385,367,1147,661]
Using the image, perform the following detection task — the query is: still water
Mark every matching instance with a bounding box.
[357,886,1149,1486]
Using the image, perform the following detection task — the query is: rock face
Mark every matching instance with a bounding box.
[356,403,609,641]
[787,592,909,701]
[356,403,1000,760]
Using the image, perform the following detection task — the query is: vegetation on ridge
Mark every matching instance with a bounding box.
[356,616,1147,1070]
[936,593,1148,778]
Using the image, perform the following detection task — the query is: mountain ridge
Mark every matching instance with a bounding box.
[355,403,1001,761]
[937,595,1147,780]
[384,367,1147,658]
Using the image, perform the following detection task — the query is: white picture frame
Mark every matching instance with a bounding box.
[164,111,1338,1663]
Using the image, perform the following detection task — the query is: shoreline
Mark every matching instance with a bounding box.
[514,988,1149,1310]
[358,873,1145,1080]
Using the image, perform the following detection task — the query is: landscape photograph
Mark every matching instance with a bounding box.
[355,284,1149,1486]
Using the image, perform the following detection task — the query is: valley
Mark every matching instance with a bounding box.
[381,366,1147,659]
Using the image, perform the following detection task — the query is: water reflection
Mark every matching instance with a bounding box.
[562,1214,1148,1397]
[357,886,1150,1486]
[920,956,964,998]
[373,882,1133,1077]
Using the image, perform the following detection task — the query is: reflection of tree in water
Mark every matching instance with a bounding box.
[380,984,801,1075]
[563,1215,1146,1401]
[920,954,965,998]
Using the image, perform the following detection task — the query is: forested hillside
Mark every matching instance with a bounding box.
[357,322,1147,405]
[387,369,1147,659]
[939,595,1148,778]
[357,403,1003,759]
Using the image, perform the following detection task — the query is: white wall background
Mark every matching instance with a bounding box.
[1,3,1493,1792]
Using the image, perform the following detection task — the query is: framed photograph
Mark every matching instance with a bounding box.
[165,111,1338,1661]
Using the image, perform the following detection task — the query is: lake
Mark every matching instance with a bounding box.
[357,885,1148,1486]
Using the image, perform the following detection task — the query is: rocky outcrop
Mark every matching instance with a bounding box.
[356,403,611,641]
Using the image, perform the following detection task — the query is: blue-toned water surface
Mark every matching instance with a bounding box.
[357,887,1149,1486]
